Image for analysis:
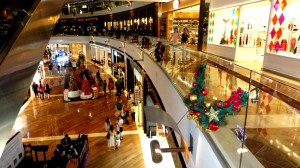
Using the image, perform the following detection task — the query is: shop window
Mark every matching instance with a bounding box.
[208,7,239,47]
[267,0,300,56]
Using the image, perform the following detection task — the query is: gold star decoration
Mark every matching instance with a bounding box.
[206,107,219,122]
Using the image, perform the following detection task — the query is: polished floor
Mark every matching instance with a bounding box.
[15,63,146,168]
[12,43,300,168]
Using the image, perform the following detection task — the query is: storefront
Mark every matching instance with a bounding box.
[90,44,111,69]
[263,0,300,79]
[207,0,271,62]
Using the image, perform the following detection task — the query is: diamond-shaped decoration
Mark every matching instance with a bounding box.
[270,28,276,39]
[269,41,274,52]
[212,13,215,18]
[275,41,281,53]
[272,14,278,25]
[265,104,271,113]
[232,9,235,16]
[277,27,282,39]
[212,21,214,26]
[212,29,214,34]
[274,0,279,11]
[211,37,213,42]
[210,12,212,19]
[231,19,234,26]
[281,0,287,11]
[278,13,285,25]
[208,37,210,42]
[209,29,211,34]
[236,8,239,15]
[209,21,212,26]
[260,102,265,108]
[267,94,273,102]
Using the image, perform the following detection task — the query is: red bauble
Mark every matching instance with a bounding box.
[190,109,195,114]
[193,102,198,106]
[195,111,201,117]
[209,122,219,131]
[203,107,207,112]
[192,83,197,87]
[188,93,192,96]
[224,101,230,108]
[216,101,222,108]
[201,89,208,96]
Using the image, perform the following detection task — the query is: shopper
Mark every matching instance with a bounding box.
[131,104,135,122]
[38,83,45,100]
[104,117,111,132]
[170,27,179,45]
[48,62,53,76]
[154,41,165,62]
[116,115,124,140]
[44,84,51,99]
[109,125,115,150]
[32,82,39,98]
[103,80,107,95]
[115,131,121,149]
[181,27,190,44]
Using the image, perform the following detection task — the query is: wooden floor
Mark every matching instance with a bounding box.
[17,63,145,168]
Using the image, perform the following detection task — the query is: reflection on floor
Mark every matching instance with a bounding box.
[13,44,300,168]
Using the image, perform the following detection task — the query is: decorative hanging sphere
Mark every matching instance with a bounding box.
[188,92,192,96]
[187,114,193,120]
[209,122,219,131]
[193,102,198,106]
[192,83,197,87]
[195,111,201,117]
[190,109,195,114]
[203,107,207,112]
[201,89,208,96]
[224,101,230,108]
[216,101,222,108]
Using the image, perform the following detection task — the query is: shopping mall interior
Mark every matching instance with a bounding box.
[0,0,300,168]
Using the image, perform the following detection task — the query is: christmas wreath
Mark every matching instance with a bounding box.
[183,64,248,132]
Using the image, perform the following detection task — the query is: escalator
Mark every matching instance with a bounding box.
[0,0,72,158]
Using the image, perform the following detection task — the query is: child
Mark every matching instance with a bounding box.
[115,131,121,149]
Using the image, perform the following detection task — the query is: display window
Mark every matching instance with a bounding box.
[235,1,270,59]
[208,7,239,47]
[267,0,300,57]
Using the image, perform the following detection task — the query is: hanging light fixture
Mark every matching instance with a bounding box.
[173,0,179,9]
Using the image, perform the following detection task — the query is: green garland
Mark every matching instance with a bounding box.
[183,64,248,132]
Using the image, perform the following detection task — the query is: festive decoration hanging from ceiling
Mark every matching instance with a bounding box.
[183,64,248,132]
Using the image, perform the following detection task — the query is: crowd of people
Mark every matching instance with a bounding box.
[105,92,136,151]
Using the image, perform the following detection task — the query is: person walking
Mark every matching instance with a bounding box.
[181,28,190,44]
[108,78,114,95]
[115,131,121,149]
[103,80,107,95]
[116,115,124,140]
[48,62,53,76]
[130,104,135,122]
[44,84,51,99]
[170,27,179,45]
[109,125,115,150]
[38,83,45,100]
[104,117,111,132]
[32,82,39,98]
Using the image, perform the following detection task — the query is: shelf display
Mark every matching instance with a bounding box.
[267,0,300,57]
[208,7,239,47]
[172,18,199,44]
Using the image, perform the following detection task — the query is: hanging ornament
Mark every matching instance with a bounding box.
[188,92,192,96]
[192,83,197,87]
[187,114,193,120]
[193,102,198,106]
[195,111,201,117]
[216,101,222,108]
[203,107,207,112]
[206,107,219,122]
[224,101,230,108]
[190,109,195,114]
[190,94,197,101]
[208,122,219,131]
[201,89,208,96]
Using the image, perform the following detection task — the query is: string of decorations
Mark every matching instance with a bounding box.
[183,64,248,132]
